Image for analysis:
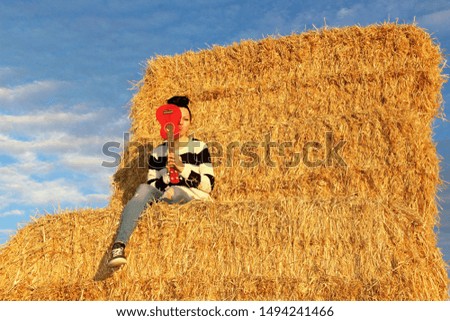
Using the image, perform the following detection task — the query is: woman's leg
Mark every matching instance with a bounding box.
[114,183,163,245]
[160,186,194,204]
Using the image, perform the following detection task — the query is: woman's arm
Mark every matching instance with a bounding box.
[179,143,215,193]
[147,145,169,191]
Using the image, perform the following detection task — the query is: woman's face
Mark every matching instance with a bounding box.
[178,107,191,138]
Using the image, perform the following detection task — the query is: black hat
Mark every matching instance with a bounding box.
[167,96,189,108]
[167,96,191,119]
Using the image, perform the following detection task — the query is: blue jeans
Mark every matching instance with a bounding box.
[114,184,194,245]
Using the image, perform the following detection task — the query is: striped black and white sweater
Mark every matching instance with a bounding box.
[147,137,215,200]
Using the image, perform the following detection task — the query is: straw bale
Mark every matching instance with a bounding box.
[0,23,448,300]
[0,198,446,300]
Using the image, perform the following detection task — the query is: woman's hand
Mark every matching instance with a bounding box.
[167,152,184,173]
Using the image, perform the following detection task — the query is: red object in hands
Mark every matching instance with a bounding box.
[156,104,182,184]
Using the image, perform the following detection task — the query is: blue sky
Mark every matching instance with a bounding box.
[1,0,450,265]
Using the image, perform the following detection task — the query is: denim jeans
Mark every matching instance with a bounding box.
[114,183,194,245]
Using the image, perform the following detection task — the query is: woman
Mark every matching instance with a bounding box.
[108,96,215,268]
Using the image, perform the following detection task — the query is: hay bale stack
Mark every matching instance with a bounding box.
[0,23,448,300]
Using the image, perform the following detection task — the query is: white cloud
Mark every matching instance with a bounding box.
[0,162,111,215]
[0,111,97,130]
[0,229,14,236]
[0,165,88,209]
[0,106,129,139]
[30,180,87,205]
[85,193,111,204]
[59,153,111,173]
[0,66,15,76]
[0,132,118,157]
[0,99,126,216]
[418,9,450,33]
[0,80,68,105]
[9,151,54,176]
[337,6,360,20]
[0,67,24,85]
[0,146,113,209]
[0,210,24,218]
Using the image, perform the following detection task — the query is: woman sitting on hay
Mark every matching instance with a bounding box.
[108,96,215,268]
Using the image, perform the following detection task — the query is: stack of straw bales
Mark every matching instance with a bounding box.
[0,23,448,300]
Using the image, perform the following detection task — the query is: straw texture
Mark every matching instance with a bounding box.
[0,23,448,300]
